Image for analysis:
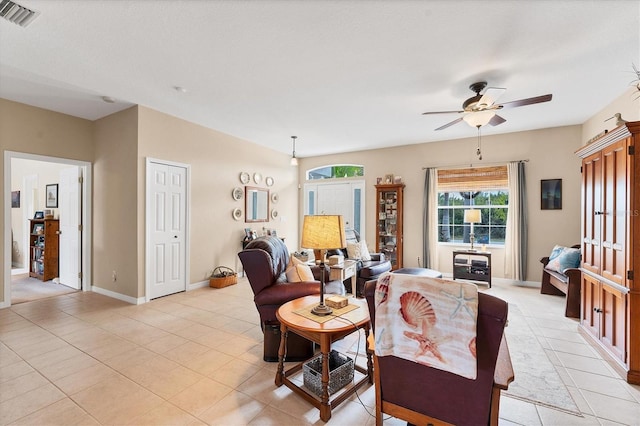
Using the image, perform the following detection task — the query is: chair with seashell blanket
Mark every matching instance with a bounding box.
[364,272,512,426]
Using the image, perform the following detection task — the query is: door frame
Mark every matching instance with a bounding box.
[144,157,191,303]
[3,151,92,308]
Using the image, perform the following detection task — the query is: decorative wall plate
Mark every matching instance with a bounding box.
[232,187,243,201]
[271,192,279,204]
[253,172,262,184]
[239,172,250,184]
[265,176,274,187]
[232,208,242,221]
[271,209,279,220]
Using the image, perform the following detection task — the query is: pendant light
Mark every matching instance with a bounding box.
[290,136,298,166]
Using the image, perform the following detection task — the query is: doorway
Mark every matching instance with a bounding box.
[3,151,92,307]
[304,180,365,235]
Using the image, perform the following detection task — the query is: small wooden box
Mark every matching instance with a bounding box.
[325,295,348,309]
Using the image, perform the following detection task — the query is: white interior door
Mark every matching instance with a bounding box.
[58,166,81,289]
[317,183,353,228]
[149,161,187,299]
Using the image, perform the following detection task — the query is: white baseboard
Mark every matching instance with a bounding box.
[189,280,209,291]
[91,285,145,305]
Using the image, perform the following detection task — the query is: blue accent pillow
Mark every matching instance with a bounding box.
[546,245,581,273]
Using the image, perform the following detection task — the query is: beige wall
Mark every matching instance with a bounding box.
[582,86,640,144]
[137,107,299,291]
[93,107,139,297]
[1,99,93,305]
[299,125,583,281]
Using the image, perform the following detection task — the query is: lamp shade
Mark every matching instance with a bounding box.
[463,209,482,224]
[463,110,495,127]
[301,215,347,250]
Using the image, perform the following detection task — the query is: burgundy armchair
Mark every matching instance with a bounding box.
[238,236,345,361]
[364,278,511,425]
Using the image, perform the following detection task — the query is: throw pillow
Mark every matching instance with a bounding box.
[360,241,372,261]
[286,255,315,282]
[285,263,315,282]
[546,245,580,273]
[346,242,362,260]
[346,241,372,261]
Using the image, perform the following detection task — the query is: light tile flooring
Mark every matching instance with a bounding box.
[1,277,640,425]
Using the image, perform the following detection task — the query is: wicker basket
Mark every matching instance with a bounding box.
[303,350,354,396]
[209,266,237,288]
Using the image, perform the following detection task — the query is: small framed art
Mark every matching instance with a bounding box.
[11,190,20,208]
[46,184,58,208]
[541,179,562,210]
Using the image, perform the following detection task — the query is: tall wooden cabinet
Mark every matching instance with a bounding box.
[29,218,59,281]
[375,183,404,270]
[576,121,640,384]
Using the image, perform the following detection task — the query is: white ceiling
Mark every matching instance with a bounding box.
[1,1,638,158]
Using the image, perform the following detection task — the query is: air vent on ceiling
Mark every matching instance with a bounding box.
[0,0,39,27]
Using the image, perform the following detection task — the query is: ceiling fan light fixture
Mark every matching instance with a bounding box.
[463,110,496,128]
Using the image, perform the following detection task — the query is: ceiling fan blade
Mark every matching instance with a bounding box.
[488,114,506,126]
[478,87,506,108]
[435,117,464,131]
[499,94,552,109]
[422,110,464,115]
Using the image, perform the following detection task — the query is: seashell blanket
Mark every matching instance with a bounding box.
[374,272,479,379]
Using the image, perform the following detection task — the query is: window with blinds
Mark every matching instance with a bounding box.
[437,165,509,246]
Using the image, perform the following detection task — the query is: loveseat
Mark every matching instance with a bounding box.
[326,228,391,297]
[540,244,581,318]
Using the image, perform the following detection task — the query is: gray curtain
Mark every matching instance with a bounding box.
[505,161,528,280]
[422,168,438,269]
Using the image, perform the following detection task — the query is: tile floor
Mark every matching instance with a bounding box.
[1,276,640,425]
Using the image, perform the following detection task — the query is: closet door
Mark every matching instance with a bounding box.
[599,283,627,363]
[600,139,628,286]
[580,273,600,337]
[582,151,602,275]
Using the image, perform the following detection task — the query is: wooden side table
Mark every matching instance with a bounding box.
[275,295,373,422]
[329,259,357,294]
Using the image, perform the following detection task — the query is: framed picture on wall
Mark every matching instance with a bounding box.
[46,184,58,208]
[11,190,20,208]
[541,179,562,210]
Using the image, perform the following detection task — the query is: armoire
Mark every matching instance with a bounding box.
[576,121,640,384]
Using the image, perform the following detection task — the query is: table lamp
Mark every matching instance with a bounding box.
[464,209,481,251]
[301,215,346,316]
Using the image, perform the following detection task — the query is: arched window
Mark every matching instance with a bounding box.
[307,164,364,180]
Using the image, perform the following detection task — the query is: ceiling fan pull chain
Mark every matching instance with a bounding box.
[476,126,483,161]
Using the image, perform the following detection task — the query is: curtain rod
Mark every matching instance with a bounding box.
[421,159,529,170]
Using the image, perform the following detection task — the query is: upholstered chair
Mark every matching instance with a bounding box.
[238,236,345,361]
[326,228,391,297]
[364,277,510,425]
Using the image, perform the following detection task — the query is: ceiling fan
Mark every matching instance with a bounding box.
[423,82,553,131]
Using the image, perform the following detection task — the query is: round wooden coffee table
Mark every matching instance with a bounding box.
[275,295,373,422]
